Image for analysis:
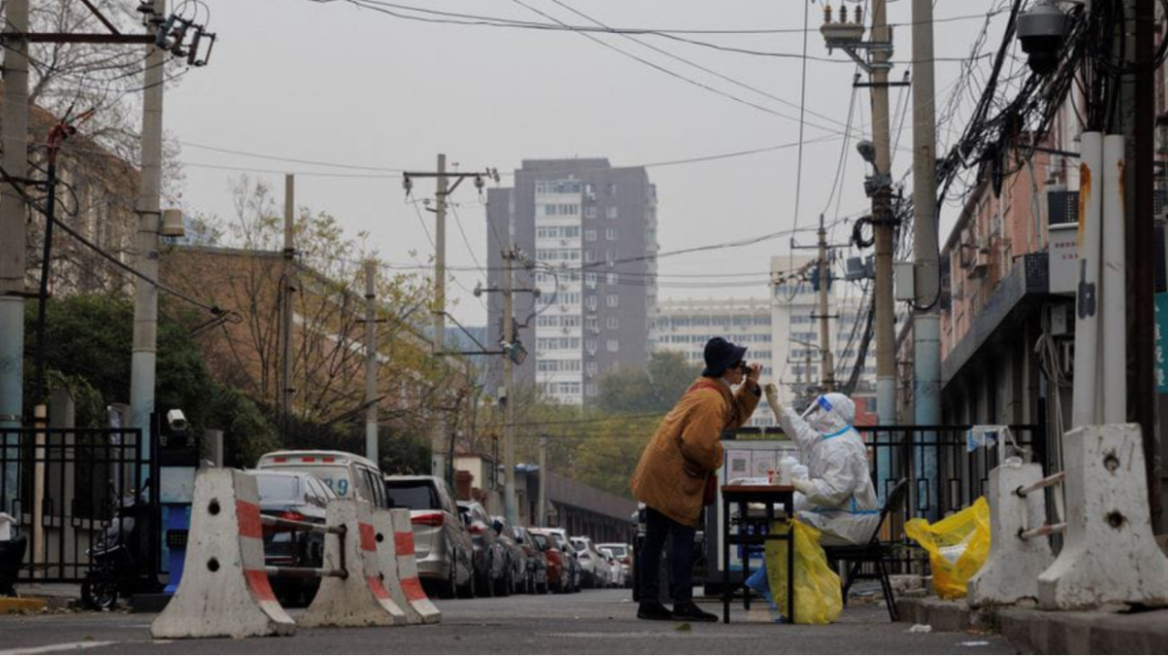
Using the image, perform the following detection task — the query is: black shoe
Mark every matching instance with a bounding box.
[637,601,674,621]
[671,601,718,623]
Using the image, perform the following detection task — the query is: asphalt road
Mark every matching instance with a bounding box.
[0,589,1015,655]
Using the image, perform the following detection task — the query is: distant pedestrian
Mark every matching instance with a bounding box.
[630,337,762,622]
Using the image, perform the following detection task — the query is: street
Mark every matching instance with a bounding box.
[0,589,1013,655]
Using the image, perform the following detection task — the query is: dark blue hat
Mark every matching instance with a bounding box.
[702,337,748,377]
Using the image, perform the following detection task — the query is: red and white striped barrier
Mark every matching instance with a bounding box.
[301,499,407,628]
[151,469,295,639]
[390,508,441,623]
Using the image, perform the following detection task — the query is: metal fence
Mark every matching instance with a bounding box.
[0,425,159,583]
[858,424,1042,571]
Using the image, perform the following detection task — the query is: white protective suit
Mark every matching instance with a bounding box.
[776,392,880,546]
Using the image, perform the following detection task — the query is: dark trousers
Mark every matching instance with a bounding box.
[639,506,695,605]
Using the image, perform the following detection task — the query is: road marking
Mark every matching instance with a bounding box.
[0,641,116,655]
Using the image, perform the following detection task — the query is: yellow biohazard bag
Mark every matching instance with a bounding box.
[764,520,843,625]
[904,496,991,600]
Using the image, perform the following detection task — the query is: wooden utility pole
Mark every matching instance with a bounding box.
[281,174,296,422]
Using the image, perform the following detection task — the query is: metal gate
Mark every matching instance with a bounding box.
[0,425,159,583]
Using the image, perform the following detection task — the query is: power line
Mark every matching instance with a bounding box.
[791,0,812,237]
[505,0,853,134]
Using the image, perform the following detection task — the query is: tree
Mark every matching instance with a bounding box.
[22,292,279,464]
[595,351,700,415]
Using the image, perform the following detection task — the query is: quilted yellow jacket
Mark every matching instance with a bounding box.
[630,376,760,527]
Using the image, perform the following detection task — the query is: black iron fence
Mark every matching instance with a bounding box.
[0,425,159,583]
[858,424,1041,571]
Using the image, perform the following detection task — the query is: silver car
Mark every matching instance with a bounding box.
[491,516,528,594]
[385,475,474,599]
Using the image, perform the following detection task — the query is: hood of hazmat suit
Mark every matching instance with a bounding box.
[777,393,880,546]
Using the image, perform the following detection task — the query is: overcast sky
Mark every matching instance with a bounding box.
[166,0,1013,328]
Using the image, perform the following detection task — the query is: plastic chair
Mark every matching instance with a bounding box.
[823,478,910,621]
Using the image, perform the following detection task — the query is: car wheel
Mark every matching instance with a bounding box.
[80,568,118,611]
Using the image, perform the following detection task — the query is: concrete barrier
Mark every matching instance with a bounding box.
[1037,424,1168,609]
[151,469,295,639]
[390,508,441,624]
[370,509,422,624]
[300,499,407,627]
[968,462,1054,607]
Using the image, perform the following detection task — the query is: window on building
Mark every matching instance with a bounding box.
[586,384,598,396]
[606,317,619,329]
[606,228,618,240]
[605,206,619,220]
[586,295,598,310]
[606,294,619,308]
[585,316,598,331]
[585,206,597,219]
[606,272,618,285]
[586,362,598,375]
[585,229,597,242]
[607,339,620,352]
[606,182,617,197]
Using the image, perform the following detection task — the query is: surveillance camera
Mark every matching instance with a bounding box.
[166,409,188,433]
[856,140,877,166]
[1017,1,1066,75]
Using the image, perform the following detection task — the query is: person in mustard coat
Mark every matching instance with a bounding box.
[630,337,761,621]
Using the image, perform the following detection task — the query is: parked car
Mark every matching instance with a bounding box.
[529,529,566,594]
[491,516,527,595]
[458,501,509,597]
[513,526,547,594]
[570,536,608,588]
[257,451,388,508]
[600,548,623,588]
[540,528,580,593]
[597,542,633,588]
[384,475,474,599]
[251,470,336,606]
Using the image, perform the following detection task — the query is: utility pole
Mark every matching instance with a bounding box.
[0,0,28,511]
[280,174,295,423]
[364,260,378,463]
[432,154,449,481]
[538,432,548,527]
[870,0,896,426]
[910,0,941,513]
[502,247,517,526]
[821,0,896,422]
[129,0,167,448]
[816,214,835,392]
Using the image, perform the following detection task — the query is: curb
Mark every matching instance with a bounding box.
[896,596,1168,654]
[0,597,48,614]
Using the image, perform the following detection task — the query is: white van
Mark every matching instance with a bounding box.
[256,450,388,508]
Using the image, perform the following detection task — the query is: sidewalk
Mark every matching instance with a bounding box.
[895,596,1168,654]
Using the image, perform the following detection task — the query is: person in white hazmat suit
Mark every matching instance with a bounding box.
[768,387,881,546]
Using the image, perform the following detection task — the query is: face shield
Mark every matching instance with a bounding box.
[800,394,851,436]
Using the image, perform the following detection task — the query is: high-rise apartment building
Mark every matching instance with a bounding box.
[486,159,658,405]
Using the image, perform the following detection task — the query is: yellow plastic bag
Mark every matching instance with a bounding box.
[904,496,991,600]
[763,520,843,625]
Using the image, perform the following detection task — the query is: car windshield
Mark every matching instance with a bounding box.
[255,474,300,503]
[601,544,627,557]
[570,539,586,552]
[532,534,550,550]
[385,482,438,510]
[262,463,353,498]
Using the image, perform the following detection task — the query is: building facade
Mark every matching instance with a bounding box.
[486,159,658,406]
